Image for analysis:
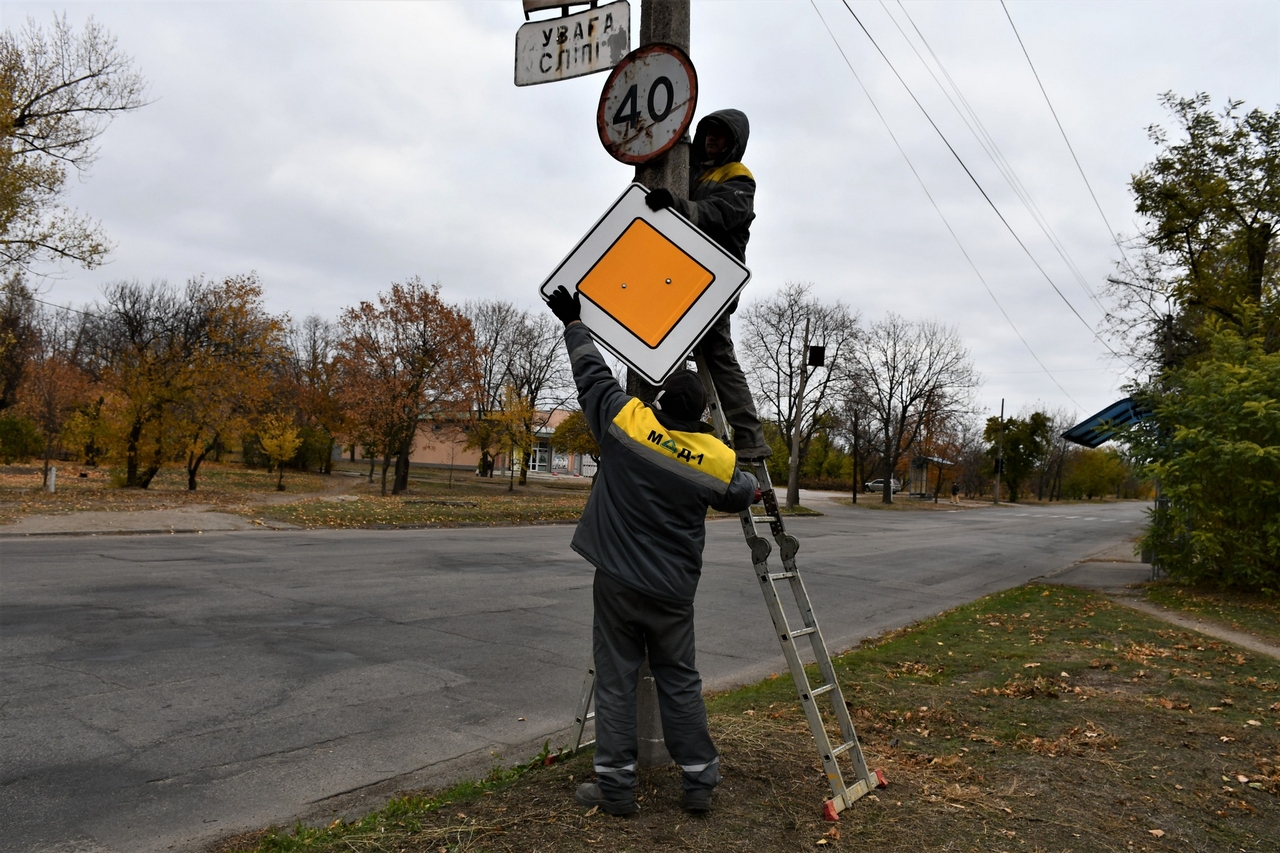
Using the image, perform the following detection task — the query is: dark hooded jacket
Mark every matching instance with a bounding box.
[671,108,755,262]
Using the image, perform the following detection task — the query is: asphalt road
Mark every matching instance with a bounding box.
[0,498,1146,852]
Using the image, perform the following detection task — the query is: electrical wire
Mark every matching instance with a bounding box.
[885,0,1106,315]
[1000,0,1131,265]
[27,295,96,318]
[809,0,1083,409]
[838,0,1132,367]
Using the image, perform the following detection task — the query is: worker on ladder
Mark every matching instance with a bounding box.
[644,108,770,460]
[545,285,759,816]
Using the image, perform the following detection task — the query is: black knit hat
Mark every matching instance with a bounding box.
[654,369,706,422]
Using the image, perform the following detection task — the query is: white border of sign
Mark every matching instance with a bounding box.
[539,183,751,386]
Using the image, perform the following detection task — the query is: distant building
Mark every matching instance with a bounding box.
[394,408,597,480]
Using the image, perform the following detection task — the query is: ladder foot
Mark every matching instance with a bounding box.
[822,799,841,822]
[874,768,889,788]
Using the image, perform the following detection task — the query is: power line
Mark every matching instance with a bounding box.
[885,0,1106,315]
[1000,0,1131,266]
[28,295,96,318]
[838,0,1132,368]
[808,0,1083,409]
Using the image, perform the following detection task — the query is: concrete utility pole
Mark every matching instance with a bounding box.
[630,0,690,769]
[626,0,690,406]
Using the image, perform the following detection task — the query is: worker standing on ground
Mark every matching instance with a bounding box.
[644,108,769,460]
[545,285,759,816]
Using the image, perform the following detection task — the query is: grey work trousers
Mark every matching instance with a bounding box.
[695,310,767,453]
[591,570,720,796]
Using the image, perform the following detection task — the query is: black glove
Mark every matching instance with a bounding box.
[645,187,675,211]
[545,286,581,326]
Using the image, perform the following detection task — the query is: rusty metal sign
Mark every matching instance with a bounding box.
[597,44,697,165]
[539,183,749,385]
[515,2,630,87]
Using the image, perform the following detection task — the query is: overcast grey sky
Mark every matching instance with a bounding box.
[6,0,1278,422]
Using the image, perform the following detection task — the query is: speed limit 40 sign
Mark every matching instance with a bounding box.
[597,43,697,165]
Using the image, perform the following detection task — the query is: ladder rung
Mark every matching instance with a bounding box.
[767,571,796,581]
[790,626,816,639]
[831,741,857,758]
[810,682,835,698]
[751,515,777,523]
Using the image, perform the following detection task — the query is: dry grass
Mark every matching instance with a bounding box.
[0,463,594,529]
[0,463,335,524]
[214,584,1280,853]
[1146,583,1280,646]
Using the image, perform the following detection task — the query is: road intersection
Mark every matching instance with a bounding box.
[0,497,1146,852]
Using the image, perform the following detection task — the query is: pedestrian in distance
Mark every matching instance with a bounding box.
[544,285,760,817]
[951,481,961,505]
[643,108,770,460]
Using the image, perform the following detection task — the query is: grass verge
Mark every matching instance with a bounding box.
[0,463,333,524]
[251,490,589,529]
[214,583,1280,853]
[1146,583,1280,646]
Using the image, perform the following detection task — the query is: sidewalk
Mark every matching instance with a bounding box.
[0,506,299,537]
[1044,538,1280,660]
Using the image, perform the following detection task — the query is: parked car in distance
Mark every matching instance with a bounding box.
[863,478,902,493]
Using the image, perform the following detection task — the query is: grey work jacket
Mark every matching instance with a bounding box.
[565,322,757,604]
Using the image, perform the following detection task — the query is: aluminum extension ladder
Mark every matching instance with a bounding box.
[568,358,885,820]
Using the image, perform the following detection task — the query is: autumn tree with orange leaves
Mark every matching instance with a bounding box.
[173,274,286,490]
[15,303,92,485]
[336,277,479,496]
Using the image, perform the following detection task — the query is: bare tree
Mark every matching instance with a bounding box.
[833,394,880,503]
[1,14,149,273]
[846,314,978,504]
[504,311,570,485]
[740,282,860,508]
[286,314,343,473]
[463,299,521,477]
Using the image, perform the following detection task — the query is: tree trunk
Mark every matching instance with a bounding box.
[125,417,144,487]
[367,453,375,482]
[322,435,334,474]
[138,464,161,489]
[882,424,894,504]
[392,440,411,494]
[277,465,285,491]
[42,439,52,488]
[380,453,390,496]
[187,436,214,491]
[850,410,859,505]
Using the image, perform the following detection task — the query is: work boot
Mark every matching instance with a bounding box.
[734,446,772,462]
[682,786,713,814]
[575,782,638,816]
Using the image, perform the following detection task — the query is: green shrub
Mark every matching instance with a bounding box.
[1131,317,1280,591]
[0,414,42,463]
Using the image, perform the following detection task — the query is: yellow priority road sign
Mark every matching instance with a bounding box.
[539,183,750,385]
